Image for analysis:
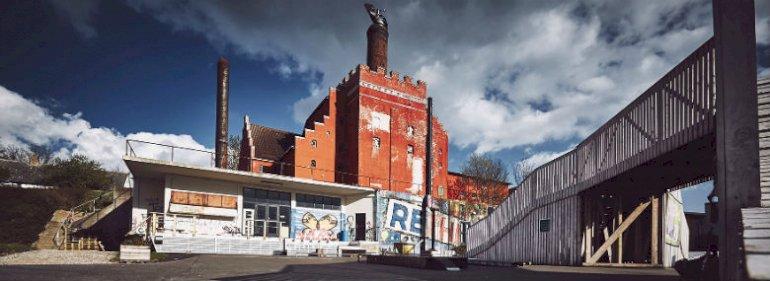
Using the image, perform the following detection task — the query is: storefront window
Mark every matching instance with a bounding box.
[243,187,291,206]
[296,193,341,210]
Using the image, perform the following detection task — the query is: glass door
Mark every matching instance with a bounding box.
[250,204,281,238]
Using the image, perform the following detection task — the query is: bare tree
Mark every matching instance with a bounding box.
[226,134,241,170]
[511,159,536,186]
[456,153,510,220]
[0,143,31,162]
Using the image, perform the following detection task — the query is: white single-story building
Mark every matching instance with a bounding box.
[125,155,464,256]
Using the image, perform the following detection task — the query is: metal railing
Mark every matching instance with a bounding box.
[125,139,430,193]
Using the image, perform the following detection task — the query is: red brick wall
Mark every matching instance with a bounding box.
[332,64,448,196]
[293,89,337,182]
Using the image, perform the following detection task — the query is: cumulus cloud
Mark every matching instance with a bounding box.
[123,0,768,155]
[520,146,575,170]
[0,85,211,171]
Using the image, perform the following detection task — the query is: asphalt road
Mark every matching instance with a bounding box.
[0,255,681,281]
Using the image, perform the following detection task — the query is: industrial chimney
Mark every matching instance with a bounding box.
[364,3,388,70]
[215,57,229,168]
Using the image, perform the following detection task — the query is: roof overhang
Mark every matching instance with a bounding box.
[123,156,374,197]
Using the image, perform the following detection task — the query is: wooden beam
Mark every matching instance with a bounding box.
[603,227,612,261]
[586,201,651,264]
[617,199,624,264]
[712,0,760,279]
[651,195,659,265]
[584,198,593,263]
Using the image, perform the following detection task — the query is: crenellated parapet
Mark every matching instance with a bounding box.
[337,64,427,103]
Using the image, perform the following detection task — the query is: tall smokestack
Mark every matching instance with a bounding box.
[215,57,229,168]
[364,3,388,70]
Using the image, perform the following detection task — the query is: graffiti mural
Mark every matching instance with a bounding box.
[376,190,463,247]
[291,207,344,241]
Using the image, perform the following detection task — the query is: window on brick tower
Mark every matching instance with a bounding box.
[373,137,381,149]
[407,145,414,155]
[310,160,317,168]
[311,139,317,148]
[406,126,414,137]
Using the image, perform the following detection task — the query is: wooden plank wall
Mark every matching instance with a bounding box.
[468,38,718,265]
[758,76,770,208]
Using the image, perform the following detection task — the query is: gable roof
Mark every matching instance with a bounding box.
[248,124,297,161]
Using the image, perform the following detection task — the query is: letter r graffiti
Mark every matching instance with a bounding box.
[390,203,408,230]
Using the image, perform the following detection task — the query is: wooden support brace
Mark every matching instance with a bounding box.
[586,201,651,264]
[651,195,660,265]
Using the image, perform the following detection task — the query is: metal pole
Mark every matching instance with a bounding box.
[431,207,436,251]
[421,97,433,255]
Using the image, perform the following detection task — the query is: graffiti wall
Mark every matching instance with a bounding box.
[662,190,690,267]
[290,207,346,241]
[376,190,462,247]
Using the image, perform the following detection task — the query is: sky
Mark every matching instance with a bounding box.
[1,0,768,213]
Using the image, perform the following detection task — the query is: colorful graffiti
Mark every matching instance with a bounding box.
[376,190,463,246]
[291,208,343,241]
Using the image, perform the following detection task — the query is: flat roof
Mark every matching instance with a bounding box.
[123,156,374,197]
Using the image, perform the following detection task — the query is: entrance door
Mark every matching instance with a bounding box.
[243,209,254,236]
[251,204,283,238]
[355,213,366,241]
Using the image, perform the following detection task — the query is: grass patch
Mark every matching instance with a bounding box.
[0,243,32,256]
[150,252,168,262]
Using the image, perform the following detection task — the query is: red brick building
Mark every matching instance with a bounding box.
[238,6,506,205]
[239,64,451,199]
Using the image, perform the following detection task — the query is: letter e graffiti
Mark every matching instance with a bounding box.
[390,203,409,230]
[410,209,422,233]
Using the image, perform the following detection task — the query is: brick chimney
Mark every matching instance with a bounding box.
[215,57,229,168]
[367,24,388,71]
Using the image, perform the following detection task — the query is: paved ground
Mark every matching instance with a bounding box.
[0,255,681,281]
[0,250,116,265]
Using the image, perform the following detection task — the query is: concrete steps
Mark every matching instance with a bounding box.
[32,210,86,250]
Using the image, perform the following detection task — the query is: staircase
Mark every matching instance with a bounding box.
[33,189,132,250]
[32,210,85,249]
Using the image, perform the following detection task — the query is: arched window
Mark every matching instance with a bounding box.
[310,160,317,168]
[372,137,381,148]
[310,139,317,148]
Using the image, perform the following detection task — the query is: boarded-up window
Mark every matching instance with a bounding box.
[222,196,237,209]
[171,191,189,204]
[170,190,237,209]
[188,193,205,206]
[206,194,223,208]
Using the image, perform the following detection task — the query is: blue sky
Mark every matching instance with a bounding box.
[1,0,768,213]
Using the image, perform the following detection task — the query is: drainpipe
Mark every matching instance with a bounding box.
[421,97,433,255]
